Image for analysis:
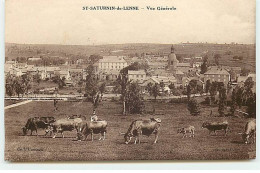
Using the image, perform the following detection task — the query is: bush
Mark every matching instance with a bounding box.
[187,98,200,116]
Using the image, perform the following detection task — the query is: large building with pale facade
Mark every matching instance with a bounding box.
[98,56,128,72]
[204,67,230,85]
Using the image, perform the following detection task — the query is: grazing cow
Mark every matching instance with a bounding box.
[47,118,83,138]
[177,126,195,138]
[202,121,230,136]
[22,117,56,136]
[121,118,161,144]
[77,120,108,141]
[238,119,256,144]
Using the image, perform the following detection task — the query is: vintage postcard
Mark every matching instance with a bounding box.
[4,0,256,161]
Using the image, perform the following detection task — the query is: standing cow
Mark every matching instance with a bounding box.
[77,120,108,141]
[47,118,83,138]
[238,119,256,144]
[22,117,56,136]
[202,121,230,136]
[121,118,161,144]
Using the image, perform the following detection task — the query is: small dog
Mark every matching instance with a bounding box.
[177,126,195,138]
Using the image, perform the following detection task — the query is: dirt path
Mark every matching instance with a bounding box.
[4,100,32,110]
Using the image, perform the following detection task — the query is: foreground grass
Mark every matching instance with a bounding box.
[5,100,255,161]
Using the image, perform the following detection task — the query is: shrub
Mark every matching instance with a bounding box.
[187,98,200,116]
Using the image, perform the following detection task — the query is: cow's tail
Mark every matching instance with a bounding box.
[227,126,231,133]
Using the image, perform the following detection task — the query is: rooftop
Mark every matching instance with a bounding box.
[177,63,190,67]
[128,70,146,75]
[99,56,127,63]
[204,68,230,75]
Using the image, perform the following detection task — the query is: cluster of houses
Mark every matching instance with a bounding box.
[4,45,256,95]
[92,46,255,94]
[4,60,86,87]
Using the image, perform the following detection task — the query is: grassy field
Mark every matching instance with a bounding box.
[5,100,255,162]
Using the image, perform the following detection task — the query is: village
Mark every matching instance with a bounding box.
[4,43,256,101]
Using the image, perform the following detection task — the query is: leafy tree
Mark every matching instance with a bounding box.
[214,54,221,66]
[33,73,41,85]
[241,68,250,76]
[187,85,191,101]
[21,73,31,95]
[146,82,153,96]
[13,77,25,97]
[89,54,102,64]
[187,98,200,116]
[230,88,237,116]
[236,86,244,108]
[5,74,15,98]
[125,82,145,114]
[159,81,165,94]
[242,77,254,105]
[209,82,218,105]
[218,87,227,116]
[152,83,160,100]
[99,82,106,95]
[120,62,149,76]
[244,77,254,90]
[168,83,175,95]
[116,74,131,114]
[85,65,100,109]
[200,55,208,74]
[99,82,106,100]
[176,55,184,63]
[247,93,256,118]
[205,80,211,93]
[53,76,66,89]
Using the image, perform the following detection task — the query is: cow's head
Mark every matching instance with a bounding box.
[77,132,84,141]
[22,127,27,135]
[201,122,209,128]
[124,133,133,144]
[45,125,54,134]
[177,128,184,134]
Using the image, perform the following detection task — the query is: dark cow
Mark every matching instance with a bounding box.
[22,117,56,136]
[202,121,230,136]
[238,119,256,144]
[77,120,108,141]
[47,118,83,138]
[121,118,161,144]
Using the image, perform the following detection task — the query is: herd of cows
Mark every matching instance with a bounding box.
[21,115,256,145]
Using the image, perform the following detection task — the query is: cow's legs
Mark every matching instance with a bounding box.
[103,132,106,140]
[52,133,57,138]
[154,134,159,144]
[99,133,102,140]
[91,133,94,141]
[134,137,137,144]
[182,133,185,138]
[61,132,64,138]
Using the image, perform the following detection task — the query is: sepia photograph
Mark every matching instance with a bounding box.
[4,0,256,162]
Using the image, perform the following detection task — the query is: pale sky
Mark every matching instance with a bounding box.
[5,0,255,45]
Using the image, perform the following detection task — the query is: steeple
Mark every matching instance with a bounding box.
[171,45,175,53]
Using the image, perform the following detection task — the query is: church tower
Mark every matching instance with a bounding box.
[168,45,179,74]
